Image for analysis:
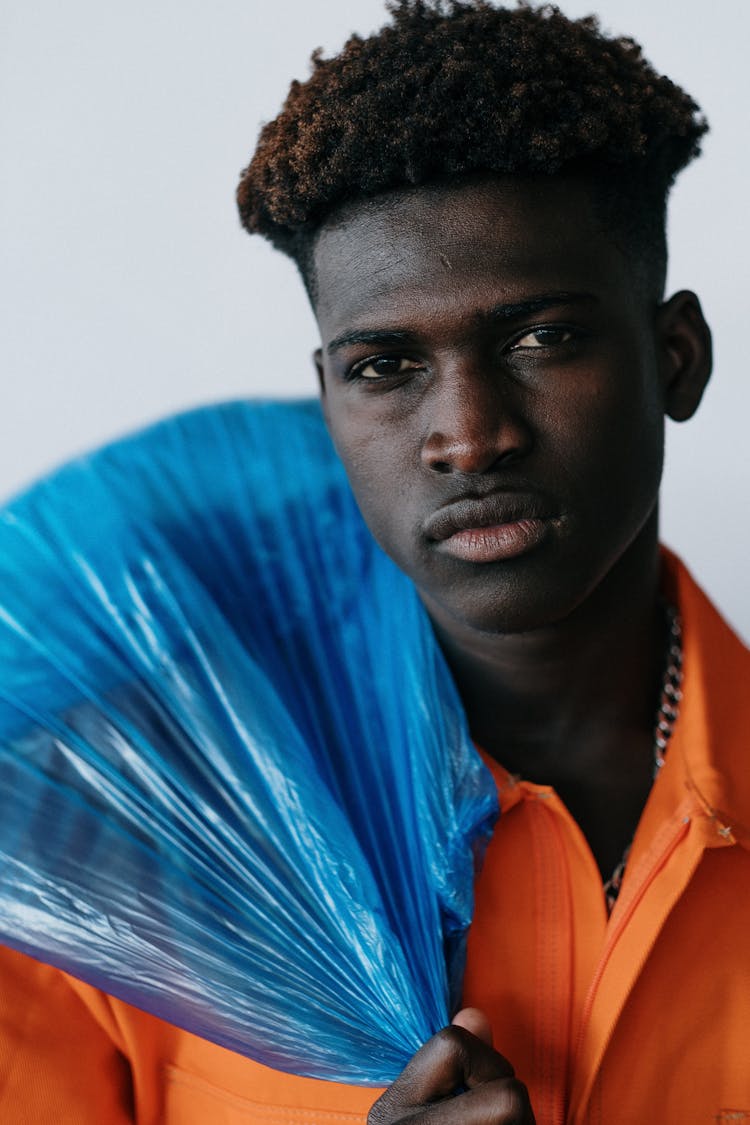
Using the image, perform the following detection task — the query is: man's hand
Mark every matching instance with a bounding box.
[368,1009,535,1124]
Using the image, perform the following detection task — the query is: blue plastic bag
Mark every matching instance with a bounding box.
[0,400,498,1085]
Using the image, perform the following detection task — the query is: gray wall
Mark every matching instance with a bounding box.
[2,1,748,640]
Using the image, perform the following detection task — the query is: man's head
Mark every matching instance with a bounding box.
[237,0,707,302]
[237,2,712,637]
[308,174,711,635]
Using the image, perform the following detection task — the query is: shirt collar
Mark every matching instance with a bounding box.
[661,547,750,848]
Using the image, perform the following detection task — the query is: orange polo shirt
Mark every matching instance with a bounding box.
[1,553,748,1123]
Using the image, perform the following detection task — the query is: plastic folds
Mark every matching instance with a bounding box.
[0,400,498,1085]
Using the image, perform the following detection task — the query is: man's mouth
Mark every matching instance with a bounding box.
[423,494,557,563]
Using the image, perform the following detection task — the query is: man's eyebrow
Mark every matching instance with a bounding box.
[482,291,598,323]
[325,292,598,355]
[326,328,414,356]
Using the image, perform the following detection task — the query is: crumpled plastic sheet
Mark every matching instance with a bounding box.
[0,399,499,1085]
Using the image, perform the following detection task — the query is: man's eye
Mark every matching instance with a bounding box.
[350,356,421,380]
[510,326,574,350]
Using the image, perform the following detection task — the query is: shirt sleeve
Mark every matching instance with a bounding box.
[0,945,134,1123]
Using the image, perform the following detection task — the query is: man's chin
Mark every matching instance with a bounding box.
[416,571,590,640]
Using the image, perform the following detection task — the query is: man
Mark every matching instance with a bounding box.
[243,2,746,1120]
[0,2,747,1123]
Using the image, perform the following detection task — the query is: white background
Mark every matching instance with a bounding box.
[2,1,748,641]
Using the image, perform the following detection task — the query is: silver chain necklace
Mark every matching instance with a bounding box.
[603,604,683,913]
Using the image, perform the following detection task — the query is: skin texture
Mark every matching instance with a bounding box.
[312,175,712,1123]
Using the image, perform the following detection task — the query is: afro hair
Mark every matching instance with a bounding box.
[237,0,707,289]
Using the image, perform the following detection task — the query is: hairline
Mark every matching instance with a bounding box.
[299,170,668,310]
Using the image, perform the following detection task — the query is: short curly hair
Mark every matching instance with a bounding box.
[237,0,707,295]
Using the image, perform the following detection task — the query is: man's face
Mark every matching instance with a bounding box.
[313,176,670,636]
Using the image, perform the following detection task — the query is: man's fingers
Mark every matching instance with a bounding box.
[369,1024,516,1123]
[368,1025,536,1125]
[369,1073,534,1125]
[433,1078,534,1124]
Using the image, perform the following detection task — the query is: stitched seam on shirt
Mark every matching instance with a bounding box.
[530,799,570,1125]
[164,1064,366,1121]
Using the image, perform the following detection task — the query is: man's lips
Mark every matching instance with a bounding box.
[423,494,557,563]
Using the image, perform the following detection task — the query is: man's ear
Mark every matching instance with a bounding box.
[656,290,713,422]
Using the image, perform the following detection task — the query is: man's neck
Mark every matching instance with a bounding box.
[426,530,666,875]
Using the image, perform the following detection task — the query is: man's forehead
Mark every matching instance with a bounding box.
[311,176,622,330]
[313,174,586,261]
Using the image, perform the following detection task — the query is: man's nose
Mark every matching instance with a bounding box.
[420,365,531,475]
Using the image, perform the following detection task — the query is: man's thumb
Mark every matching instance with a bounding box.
[451,1007,493,1046]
